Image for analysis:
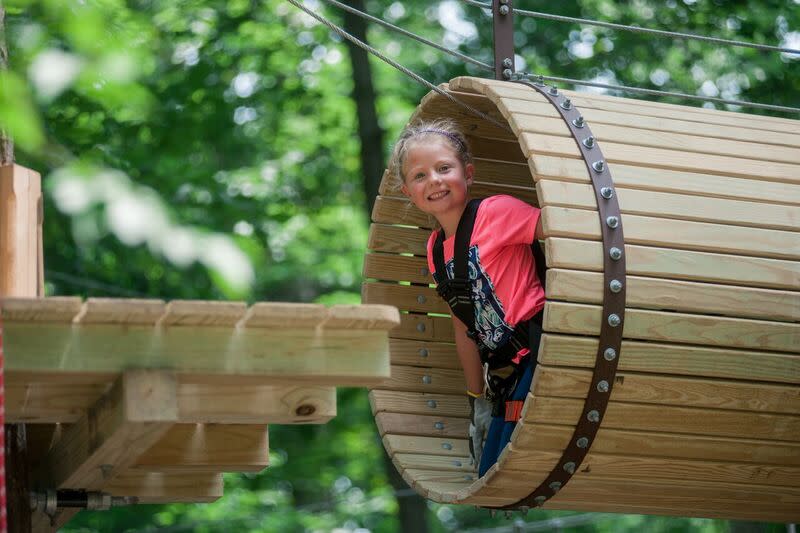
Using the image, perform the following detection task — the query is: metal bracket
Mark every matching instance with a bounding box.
[500,79,627,510]
[492,0,515,80]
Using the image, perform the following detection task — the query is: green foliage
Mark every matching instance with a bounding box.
[3,0,796,531]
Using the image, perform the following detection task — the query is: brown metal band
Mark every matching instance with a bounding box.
[492,0,515,81]
[501,79,627,510]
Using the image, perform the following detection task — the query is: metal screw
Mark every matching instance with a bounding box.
[606,215,619,228]
[549,481,562,493]
[534,75,545,86]
[417,295,427,304]
[600,186,613,199]
[519,506,530,515]
[604,347,617,361]
[592,160,605,172]
[502,68,513,79]
[560,98,572,110]
[576,437,589,448]
[502,58,513,68]
[587,409,600,422]
[500,0,509,4]
[434,421,444,430]
[465,474,474,480]
[563,461,576,474]
[427,400,437,408]
[420,267,429,276]
[582,136,595,148]
[453,460,463,467]
[442,442,452,450]
[419,348,429,358]
[534,496,547,506]
[608,313,621,327]
[422,375,432,384]
[597,380,610,393]
[499,5,509,15]
[609,247,623,260]
[548,86,558,96]
[573,116,585,128]
[416,322,426,333]
[609,279,623,293]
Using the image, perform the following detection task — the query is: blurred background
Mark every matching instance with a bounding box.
[1,0,798,531]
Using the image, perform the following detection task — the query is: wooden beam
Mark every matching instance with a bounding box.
[0,164,42,297]
[33,370,178,490]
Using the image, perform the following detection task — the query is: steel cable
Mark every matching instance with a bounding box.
[286,0,513,133]
[461,0,800,55]
[321,0,493,72]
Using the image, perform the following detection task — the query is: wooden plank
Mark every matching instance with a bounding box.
[375,413,468,438]
[240,302,399,330]
[362,282,447,314]
[505,98,800,148]
[458,77,800,133]
[501,449,800,488]
[134,424,268,473]
[522,132,800,184]
[532,155,800,206]
[387,313,453,342]
[372,366,465,395]
[394,453,474,472]
[540,333,800,385]
[414,90,516,141]
[370,389,467,417]
[544,301,800,353]
[0,164,42,297]
[367,223,428,255]
[545,237,800,290]
[382,434,469,457]
[400,469,476,491]
[534,366,800,414]
[537,179,800,232]
[523,395,800,441]
[33,370,178,491]
[513,422,800,465]
[158,300,247,326]
[0,296,82,322]
[105,471,224,503]
[76,298,166,325]
[542,206,800,260]
[6,382,110,423]
[546,268,800,322]
[387,338,460,369]
[363,253,432,284]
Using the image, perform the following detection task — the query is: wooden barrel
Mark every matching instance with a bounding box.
[362,76,800,521]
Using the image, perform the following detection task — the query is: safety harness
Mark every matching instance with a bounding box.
[432,198,546,421]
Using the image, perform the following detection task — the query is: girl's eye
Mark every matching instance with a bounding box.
[415,173,425,180]
[440,165,450,172]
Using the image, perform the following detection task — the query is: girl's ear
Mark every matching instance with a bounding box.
[400,183,410,197]
[465,163,475,186]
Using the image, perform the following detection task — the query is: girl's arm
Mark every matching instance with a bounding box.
[534,212,544,241]
[452,315,484,395]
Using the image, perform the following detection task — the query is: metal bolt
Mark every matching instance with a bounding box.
[434,421,444,430]
[549,481,562,493]
[573,116,585,128]
[604,347,617,361]
[442,442,453,450]
[422,375,432,384]
[419,348,429,358]
[420,267,429,276]
[548,86,558,96]
[563,461,576,474]
[534,495,547,506]
[502,58,513,68]
[502,68,513,79]
[597,380,610,393]
[606,215,619,228]
[499,5,509,15]
[592,160,605,172]
[427,400,437,408]
[416,322,426,333]
[608,313,621,327]
[587,409,600,422]
[500,0,509,4]
[600,186,613,199]
[582,136,595,148]
[465,474,474,480]
[519,506,530,515]
[417,295,427,304]
[490,509,497,518]
[577,437,589,448]
[560,98,572,110]
[534,75,545,86]
[609,247,623,260]
[453,460,463,467]
[609,279,623,293]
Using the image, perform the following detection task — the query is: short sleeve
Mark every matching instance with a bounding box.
[475,195,540,246]
[426,230,438,280]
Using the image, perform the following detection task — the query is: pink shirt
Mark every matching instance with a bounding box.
[426,195,545,350]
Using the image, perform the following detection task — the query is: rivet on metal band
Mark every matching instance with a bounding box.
[600,186,613,199]
[548,86,558,96]
[562,462,576,474]
[592,160,605,172]
[608,313,621,327]
[583,136,595,148]
[561,98,572,110]
[596,380,610,393]
[587,410,600,422]
[604,347,617,361]
[609,247,623,260]
[609,279,623,293]
[606,215,619,228]
[573,116,585,128]
[549,482,562,493]
[534,496,547,506]
[576,437,590,449]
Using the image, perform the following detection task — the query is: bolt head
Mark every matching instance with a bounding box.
[573,116,585,128]
[583,136,595,148]
[603,347,617,361]
[549,481,562,493]
[587,409,600,422]
[417,294,427,304]
[597,380,610,393]
[502,68,513,79]
[606,215,619,228]
[607,313,621,327]
[502,58,513,68]
[419,348,429,358]
[416,322,426,332]
[600,186,613,199]
[434,421,444,430]
[577,437,590,448]
[534,496,547,506]
[499,5,510,15]
[563,461,576,474]
[534,75,545,86]
[560,99,572,110]
[548,86,558,96]
[610,279,623,293]
[592,160,605,172]
[442,442,453,450]
[427,400,437,408]
[609,247,623,260]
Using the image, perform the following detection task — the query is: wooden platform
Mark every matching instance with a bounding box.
[364,76,800,522]
[1,297,399,527]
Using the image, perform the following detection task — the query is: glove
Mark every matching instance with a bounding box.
[468,393,493,469]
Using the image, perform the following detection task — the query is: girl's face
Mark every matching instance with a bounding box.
[401,139,474,219]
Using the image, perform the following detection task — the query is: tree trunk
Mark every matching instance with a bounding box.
[341,0,384,216]
[0,7,13,165]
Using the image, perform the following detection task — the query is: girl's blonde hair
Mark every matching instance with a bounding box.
[386,118,473,192]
